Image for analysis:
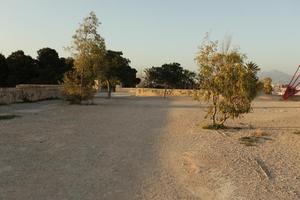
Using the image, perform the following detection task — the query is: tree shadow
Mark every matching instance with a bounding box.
[0,95,172,199]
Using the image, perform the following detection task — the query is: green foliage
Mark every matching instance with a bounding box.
[244,62,261,99]
[5,51,38,86]
[36,48,73,84]
[0,54,8,86]
[144,63,197,89]
[262,77,273,94]
[63,71,96,104]
[63,11,106,103]
[0,50,73,87]
[99,50,139,98]
[195,39,260,126]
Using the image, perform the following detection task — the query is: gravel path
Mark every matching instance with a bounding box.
[0,96,299,199]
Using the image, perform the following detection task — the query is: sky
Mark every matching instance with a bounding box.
[0,0,299,74]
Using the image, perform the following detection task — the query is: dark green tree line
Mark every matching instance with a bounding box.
[144,63,197,89]
[99,50,140,98]
[0,49,73,87]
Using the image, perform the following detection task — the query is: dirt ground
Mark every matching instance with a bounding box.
[0,95,299,200]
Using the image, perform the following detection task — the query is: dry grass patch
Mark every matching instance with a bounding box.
[293,130,300,135]
[202,124,227,130]
[239,129,271,146]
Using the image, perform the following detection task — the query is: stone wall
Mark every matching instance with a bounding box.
[115,87,138,95]
[0,84,62,105]
[116,87,195,97]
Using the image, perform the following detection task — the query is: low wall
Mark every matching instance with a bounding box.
[115,87,137,95]
[0,84,62,105]
[116,88,195,97]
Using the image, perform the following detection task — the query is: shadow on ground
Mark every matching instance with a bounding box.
[0,97,172,200]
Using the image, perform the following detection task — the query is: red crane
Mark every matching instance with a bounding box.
[283,65,300,100]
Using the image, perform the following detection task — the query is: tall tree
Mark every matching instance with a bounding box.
[63,11,106,103]
[0,54,8,87]
[59,57,74,80]
[144,63,197,93]
[37,48,63,84]
[182,69,197,89]
[244,62,261,99]
[195,39,260,128]
[144,63,197,97]
[99,50,138,98]
[6,50,38,87]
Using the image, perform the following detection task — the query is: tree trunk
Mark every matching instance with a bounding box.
[212,95,217,126]
[212,105,217,126]
[163,83,167,99]
[80,69,84,102]
[107,80,112,99]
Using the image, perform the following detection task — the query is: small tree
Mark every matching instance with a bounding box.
[195,39,260,128]
[63,12,106,103]
[262,77,273,94]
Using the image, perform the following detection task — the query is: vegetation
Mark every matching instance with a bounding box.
[293,130,300,135]
[0,50,73,87]
[239,130,271,146]
[36,48,74,84]
[144,63,197,97]
[195,38,260,127]
[0,54,8,86]
[0,12,140,103]
[262,77,273,94]
[63,12,106,104]
[202,124,227,130]
[144,63,197,89]
[0,114,19,120]
[62,12,140,101]
[99,50,139,98]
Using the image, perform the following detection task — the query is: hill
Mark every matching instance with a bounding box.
[259,70,292,84]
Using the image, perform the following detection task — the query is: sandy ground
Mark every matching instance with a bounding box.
[0,95,299,200]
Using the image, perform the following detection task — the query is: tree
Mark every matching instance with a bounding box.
[63,11,106,103]
[59,57,75,81]
[99,50,138,98]
[0,49,73,87]
[6,50,38,87]
[36,48,72,84]
[195,39,260,128]
[144,63,197,97]
[244,62,261,99]
[118,66,139,87]
[182,69,197,89]
[262,77,273,94]
[0,54,8,87]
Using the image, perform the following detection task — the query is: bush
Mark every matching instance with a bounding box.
[195,39,260,126]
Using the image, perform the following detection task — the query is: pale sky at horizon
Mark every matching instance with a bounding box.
[0,0,299,74]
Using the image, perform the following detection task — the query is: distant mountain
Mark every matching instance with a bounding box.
[259,70,292,84]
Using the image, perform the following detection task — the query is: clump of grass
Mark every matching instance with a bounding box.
[202,124,227,130]
[252,129,269,137]
[239,129,271,146]
[293,130,300,135]
[239,136,259,146]
[0,114,19,120]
